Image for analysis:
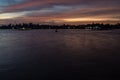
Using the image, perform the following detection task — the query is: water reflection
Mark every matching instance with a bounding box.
[0,29,120,80]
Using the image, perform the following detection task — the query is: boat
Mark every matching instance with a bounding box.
[55,29,58,32]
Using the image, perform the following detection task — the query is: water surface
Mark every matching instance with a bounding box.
[0,29,120,80]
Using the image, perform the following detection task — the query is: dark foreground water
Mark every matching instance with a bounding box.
[0,29,120,80]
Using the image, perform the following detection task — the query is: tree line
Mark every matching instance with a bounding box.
[0,23,120,30]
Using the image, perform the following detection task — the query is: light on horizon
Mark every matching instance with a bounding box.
[0,12,26,20]
[62,18,120,22]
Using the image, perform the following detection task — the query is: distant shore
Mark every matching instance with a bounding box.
[0,23,120,30]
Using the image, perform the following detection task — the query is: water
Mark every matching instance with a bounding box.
[0,29,120,80]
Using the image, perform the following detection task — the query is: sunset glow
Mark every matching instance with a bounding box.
[62,18,120,22]
[0,12,26,19]
[0,0,120,24]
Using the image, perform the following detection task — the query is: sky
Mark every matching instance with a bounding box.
[0,0,120,25]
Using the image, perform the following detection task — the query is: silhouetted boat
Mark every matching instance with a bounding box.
[55,29,58,32]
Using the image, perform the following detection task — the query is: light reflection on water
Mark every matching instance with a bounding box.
[0,29,120,80]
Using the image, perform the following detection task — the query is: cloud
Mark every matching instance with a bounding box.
[2,0,120,13]
[0,11,28,20]
[0,0,120,24]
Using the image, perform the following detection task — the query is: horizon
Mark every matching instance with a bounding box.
[0,0,120,25]
[0,22,120,25]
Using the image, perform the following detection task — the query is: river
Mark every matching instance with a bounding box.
[0,29,120,80]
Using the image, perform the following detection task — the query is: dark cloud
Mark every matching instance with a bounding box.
[2,0,120,12]
[0,0,120,24]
